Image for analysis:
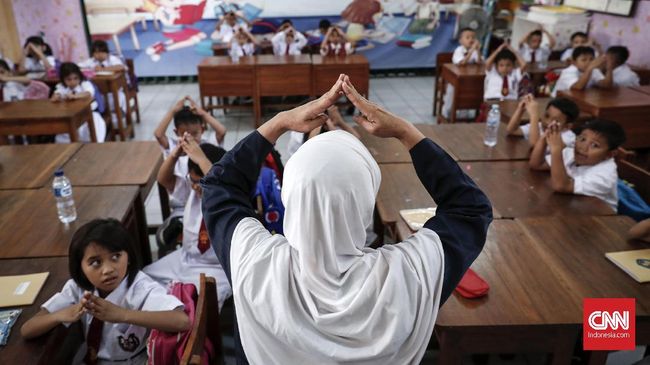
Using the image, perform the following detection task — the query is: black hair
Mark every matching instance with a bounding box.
[495,49,516,64]
[188,143,226,177]
[319,19,331,30]
[529,30,543,39]
[570,31,588,41]
[606,46,629,66]
[575,119,626,150]
[0,59,10,73]
[91,40,110,54]
[572,46,595,60]
[68,218,140,291]
[173,106,202,128]
[458,27,476,37]
[280,19,292,26]
[24,36,53,56]
[59,62,85,84]
[547,97,580,124]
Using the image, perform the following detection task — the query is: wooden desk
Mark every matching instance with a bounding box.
[558,88,650,149]
[311,55,369,97]
[376,163,501,239]
[631,85,650,95]
[439,63,485,123]
[356,124,455,164]
[0,143,82,190]
[0,99,96,143]
[0,257,79,365]
[61,142,163,264]
[435,219,581,364]
[463,160,615,218]
[0,186,140,259]
[254,55,313,126]
[93,71,132,141]
[197,56,256,116]
[429,123,531,162]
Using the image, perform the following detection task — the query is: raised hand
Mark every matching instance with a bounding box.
[83,291,126,323]
[545,122,564,153]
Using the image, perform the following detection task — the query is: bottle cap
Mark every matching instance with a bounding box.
[54,169,64,177]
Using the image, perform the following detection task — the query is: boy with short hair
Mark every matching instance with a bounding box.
[519,28,555,64]
[600,46,640,88]
[529,119,626,211]
[441,28,482,119]
[272,25,307,55]
[506,94,579,147]
[484,42,526,100]
[553,46,605,96]
[561,31,601,62]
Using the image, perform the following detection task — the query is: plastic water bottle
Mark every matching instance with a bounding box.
[230,50,240,63]
[483,104,500,147]
[52,169,77,223]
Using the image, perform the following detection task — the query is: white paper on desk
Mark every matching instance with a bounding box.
[95,71,114,76]
[26,72,46,80]
[400,208,437,231]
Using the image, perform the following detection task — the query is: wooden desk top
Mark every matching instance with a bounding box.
[463,160,615,218]
[442,63,485,78]
[526,60,566,74]
[0,99,93,121]
[517,215,650,316]
[0,144,82,190]
[0,186,139,259]
[199,56,255,67]
[62,142,162,188]
[311,54,369,66]
[376,163,502,227]
[429,123,531,162]
[499,98,592,125]
[631,85,650,95]
[357,124,456,164]
[559,87,650,109]
[437,219,580,326]
[255,54,312,65]
[0,256,72,364]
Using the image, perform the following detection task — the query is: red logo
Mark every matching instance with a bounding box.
[583,298,635,350]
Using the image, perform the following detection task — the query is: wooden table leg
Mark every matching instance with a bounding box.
[134,191,152,265]
[585,351,608,365]
[112,35,123,56]
[437,329,463,365]
[130,25,141,50]
[111,80,128,140]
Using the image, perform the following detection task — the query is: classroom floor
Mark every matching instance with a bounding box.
[133,76,647,365]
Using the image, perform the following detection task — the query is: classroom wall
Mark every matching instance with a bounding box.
[12,0,88,62]
[590,1,650,68]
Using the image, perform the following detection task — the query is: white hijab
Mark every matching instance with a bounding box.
[230,130,445,364]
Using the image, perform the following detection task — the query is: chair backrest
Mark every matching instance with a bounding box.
[618,159,650,203]
[125,58,138,91]
[436,52,453,78]
[181,274,223,365]
[90,81,106,114]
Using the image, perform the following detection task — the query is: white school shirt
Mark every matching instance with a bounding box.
[612,64,640,87]
[272,31,307,56]
[78,54,125,69]
[24,55,56,72]
[520,43,551,63]
[452,45,480,64]
[1,81,26,101]
[561,47,599,62]
[230,42,255,58]
[54,80,99,110]
[143,189,232,310]
[42,272,184,362]
[319,42,354,56]
[484,67,522,100]
[520,122,576,147]
[552,65,604,97]
[545,147,618,211]
[218,23,247,43]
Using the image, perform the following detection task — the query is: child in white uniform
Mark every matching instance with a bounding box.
[52,62,106,143]
[272,27,307,56]
[18,36,55,73]
[553,46,605,97]
[518,28,555,64]
[561,32,601,63]
[484,42,526,101]
[144,142,232,310]
[229,28,257,58]
[211,11,250,42]
[0,59,31,101]
[506,94,578,148]
[605,46,640,88]
[529,119,625,211]
[21,219,190,364]
[441,28,482,119]
[320,26,354,57]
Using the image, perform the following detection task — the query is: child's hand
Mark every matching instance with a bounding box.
[83,292,126,323]
[605,53,616,71]
[545,122,564,152]
[524,94,538,114]
[173,97,187,112]
[54,302,86,323]
[589,55,606,69]
[171,143,185,158]
[180,132,204,163]
[51,93,63,102]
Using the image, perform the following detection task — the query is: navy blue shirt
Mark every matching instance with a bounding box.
[202,131,492,364]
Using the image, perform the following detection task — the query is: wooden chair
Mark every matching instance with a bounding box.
[181,274,223,365]
[125,58,141,124]
[617,158,650,203]
[433,52,453,116]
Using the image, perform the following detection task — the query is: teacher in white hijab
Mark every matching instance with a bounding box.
[202,74,492,364]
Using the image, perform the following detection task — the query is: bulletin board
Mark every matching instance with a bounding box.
[562,0,636,17]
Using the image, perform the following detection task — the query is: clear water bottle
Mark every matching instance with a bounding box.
[230,49,240,63]
[483,104,500,147]
[52,169,77,223]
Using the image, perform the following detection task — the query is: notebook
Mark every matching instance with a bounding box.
[399,207,436,231]
[0,272,49,308]
[605,249,650,283]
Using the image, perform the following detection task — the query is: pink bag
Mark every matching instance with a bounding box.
[23,81,51,100]
[147,282,214,365]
